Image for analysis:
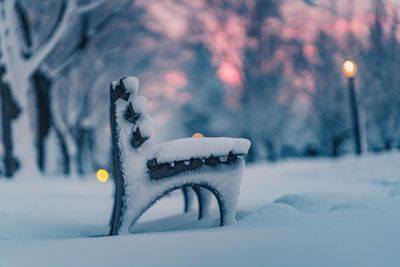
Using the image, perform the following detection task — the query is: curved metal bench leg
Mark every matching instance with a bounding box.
[109,174,124,235]
[182,187,196,213]
[216,192,237,226]
[118,205,145,235]
[193,186,212,220]
[109,84,126,236]
[216,160,244,226]
[120,187,199,235]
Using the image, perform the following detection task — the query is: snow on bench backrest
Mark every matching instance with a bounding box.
[110,77,153,149]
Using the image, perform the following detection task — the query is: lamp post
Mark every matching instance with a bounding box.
[342,60,362,155]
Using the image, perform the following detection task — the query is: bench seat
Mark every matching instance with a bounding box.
[147,137,250,179]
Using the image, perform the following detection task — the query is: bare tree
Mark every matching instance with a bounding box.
[0,0,110,176]
[360,0,400,151]
[0,0,138,176]
[195,0,299,161]
[307,32,351,156]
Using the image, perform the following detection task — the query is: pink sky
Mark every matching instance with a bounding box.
[138,0,399,106]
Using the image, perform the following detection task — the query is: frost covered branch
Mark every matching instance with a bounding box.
[70,0,107,18]
[48,0,134,77]
[14,1,32,55]
[27,0,107,73]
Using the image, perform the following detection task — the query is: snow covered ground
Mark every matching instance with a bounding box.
[0,152,399,266]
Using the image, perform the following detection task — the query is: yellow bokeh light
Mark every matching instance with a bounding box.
[96,169,109,183]
[192,133,204,138]
[343,60,357,78]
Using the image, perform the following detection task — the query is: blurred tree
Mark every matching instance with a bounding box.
[2,0,398,174]
[0,0,110,176]
[47,2,156,175]
[239,0,289,161]
[180,42,227,138]
[0,66,21,177]
[179,0,298,162]
[360,0,400,151]
[0,0,141,176]
[308,32,350,156]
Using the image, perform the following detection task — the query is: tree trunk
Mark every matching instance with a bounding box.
[0,69,21,177]
[1,1,38,177]
[54,126,70,175]
[331,137,340,157]
[384,138,393,151]
[75,128,85,175]
[265,140,278,162]
[32,71,52,172]
[74,127,95,175]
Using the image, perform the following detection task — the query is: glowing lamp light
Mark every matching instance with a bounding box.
[343,60,357,78]
[96,169,109,183]
[192,133,204,138]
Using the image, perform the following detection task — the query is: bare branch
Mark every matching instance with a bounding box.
[14,0,32,55]
[88,0,134,37]
[26,0,70,73]
[46,50,81,78]
[48,0,134,76]
[26,0,108,74]
[45,0,67,49]
[70,0,107,18]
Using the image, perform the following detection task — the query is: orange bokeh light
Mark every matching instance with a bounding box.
[192,133,204,138]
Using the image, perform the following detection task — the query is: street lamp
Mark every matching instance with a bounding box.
[343,60,357,78]
[342,60,362,155]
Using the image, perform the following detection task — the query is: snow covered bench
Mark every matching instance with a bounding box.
[109,76,250,235]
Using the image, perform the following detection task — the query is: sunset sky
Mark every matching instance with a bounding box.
[138,0,399,101]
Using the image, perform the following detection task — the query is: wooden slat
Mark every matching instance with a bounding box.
[147,152,242,180]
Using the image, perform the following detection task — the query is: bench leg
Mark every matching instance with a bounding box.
[194,187,212,219]
[182,187,196,213]
[216,160,244,226]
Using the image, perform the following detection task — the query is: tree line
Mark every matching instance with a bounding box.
[0,0,399,178]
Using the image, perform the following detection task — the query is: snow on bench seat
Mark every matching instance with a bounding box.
[146,137,250,179]
[149,137,251,164]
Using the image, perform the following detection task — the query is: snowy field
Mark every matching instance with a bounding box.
[0,152,399,266]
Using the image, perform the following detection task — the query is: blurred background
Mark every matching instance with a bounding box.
[0,0,399,178]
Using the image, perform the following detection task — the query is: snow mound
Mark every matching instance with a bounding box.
[274,194,333,213]
[132,96,147,114]
[111,80,119,89]
[329,202,369,212]
[121,77,139,97]
[135,114,153,138]
[149,137,251,163]
[275,194,373,213]
[236,203,301,228]
[389,185,400,196]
